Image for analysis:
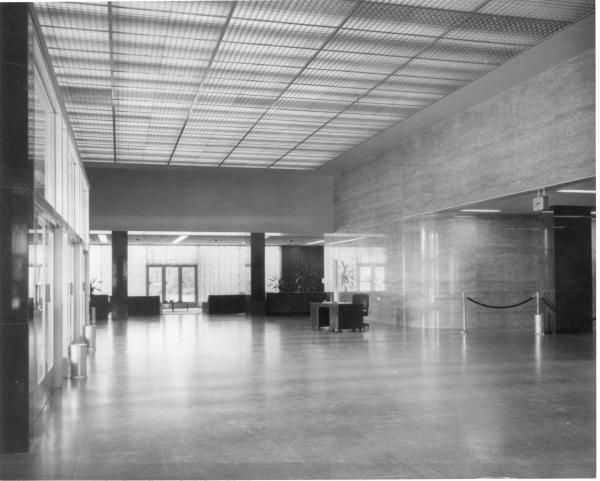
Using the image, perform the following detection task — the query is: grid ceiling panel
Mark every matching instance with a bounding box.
[34,0,593,169]
[224,19,335,49]
[232,1,358,27]
[374,0,482,10]
[310,49,410,74]
[329,29,434,56]
[479,0,595,23]
[117,1,233,19]
[347,2,470,36]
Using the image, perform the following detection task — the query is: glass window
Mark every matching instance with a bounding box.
[148,266,163,299]
[374,266,385,291]
[54,115,63,215]
[359,265,371,291]
[358,264,385,291]
[33,76,48,198]
[181,267,196,303]
[165,266,179,302]
[147,265,198,305]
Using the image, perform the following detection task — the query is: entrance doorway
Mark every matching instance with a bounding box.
[147,265,197,306]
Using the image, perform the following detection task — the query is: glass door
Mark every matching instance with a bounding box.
[165,267,180,303]
[147,265,197,306]
[181,267,196,303]
[29,211,55,424]
[148,266,162,299]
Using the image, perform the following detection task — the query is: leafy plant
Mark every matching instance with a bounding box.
[339,261,354,292]
[269,274,299,292]
[90,278,103,296]
[295,262,322,292]
[268,274,283,292]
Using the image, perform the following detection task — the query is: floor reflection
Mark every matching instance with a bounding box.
[1,314,595,480]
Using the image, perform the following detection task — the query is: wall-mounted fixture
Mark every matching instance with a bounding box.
[459,209,501,213]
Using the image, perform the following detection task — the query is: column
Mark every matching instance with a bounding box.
[53,228,65,387]
[250,233,265,316]
[0,3,31,454]
[111,231,128,319]
[553,206,593,332]
[73,242,83,338]
[82,249,89,327]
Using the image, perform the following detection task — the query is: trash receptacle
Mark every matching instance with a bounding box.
[84,324,96,351]
[69,341,87,379]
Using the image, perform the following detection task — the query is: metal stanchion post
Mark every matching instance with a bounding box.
[90,306,97,325]
[462,292,467,334]
[534,291,543,336]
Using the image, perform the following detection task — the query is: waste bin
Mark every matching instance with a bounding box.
[69,341,87,379]
[84,324,96,351]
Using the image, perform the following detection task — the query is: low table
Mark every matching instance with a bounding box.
[310,302,364,331]
[162,301,189,312]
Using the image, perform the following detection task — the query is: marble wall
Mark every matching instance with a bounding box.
[394,213,554,330]
[334,49,595,234]
[323,214,554,330]
[330,48,593,330]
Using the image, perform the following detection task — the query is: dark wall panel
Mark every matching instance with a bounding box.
[111,231,128,319]
[250,233,265,315]
[0,3,30,454]
[553,206,593,332]
[281,246,324,292]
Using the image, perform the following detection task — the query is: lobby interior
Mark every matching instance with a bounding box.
[0,1,596,479]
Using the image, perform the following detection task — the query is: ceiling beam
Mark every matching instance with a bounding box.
[108,2,117,164]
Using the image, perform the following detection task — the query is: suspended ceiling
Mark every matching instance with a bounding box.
[34,0,595,170]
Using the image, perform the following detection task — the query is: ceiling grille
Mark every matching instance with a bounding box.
[34,0,594,170]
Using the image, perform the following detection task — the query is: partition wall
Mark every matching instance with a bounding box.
[28,14,90,430]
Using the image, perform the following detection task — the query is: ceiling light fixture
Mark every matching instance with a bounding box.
[98,234,108,244]
[556,189,596,194]
[305,239,324,245]
[172,235,188,244]
[459,209,502,213]
[328,237,365,246]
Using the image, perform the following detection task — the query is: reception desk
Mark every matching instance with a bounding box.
[310,302,364,331]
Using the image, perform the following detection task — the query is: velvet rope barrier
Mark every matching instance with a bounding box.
[541,296,596,324]
[466,296,535,310]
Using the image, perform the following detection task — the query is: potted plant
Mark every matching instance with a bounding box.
[339,261,354,292]
[295,262,322,292]
[89,278,110,320]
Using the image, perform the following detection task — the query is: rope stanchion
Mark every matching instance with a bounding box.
[466,296,535,310]
[461,293,535,334]
[462,292,467,334]
[534,292,543,335]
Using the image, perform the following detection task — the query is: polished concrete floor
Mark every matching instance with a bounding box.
[0,314,595,479]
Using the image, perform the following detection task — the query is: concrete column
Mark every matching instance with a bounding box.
[0,3,31,454]
[250,233,265,316]
[111,231,128,319]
